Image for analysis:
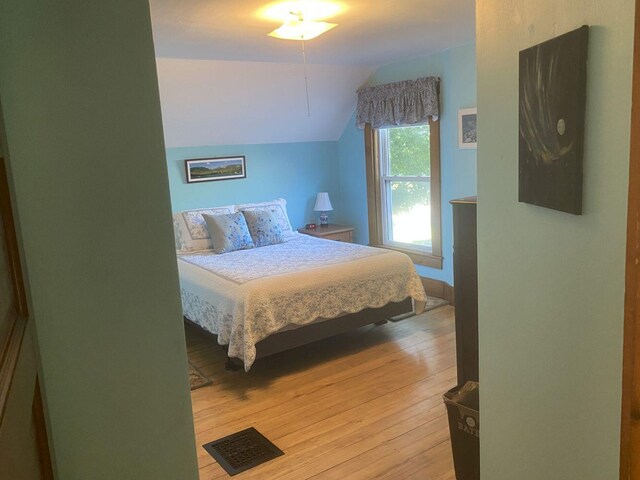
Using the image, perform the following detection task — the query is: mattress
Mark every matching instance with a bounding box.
[177,234,427,370]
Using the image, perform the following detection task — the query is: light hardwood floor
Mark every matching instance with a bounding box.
[186,305,457,480]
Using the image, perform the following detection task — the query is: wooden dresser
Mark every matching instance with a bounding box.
[451,196,478,386]
[298,224,354,243]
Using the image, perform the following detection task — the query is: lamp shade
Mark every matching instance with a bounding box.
[313,192,333,211]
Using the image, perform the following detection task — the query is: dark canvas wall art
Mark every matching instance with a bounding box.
[518,25,589,215]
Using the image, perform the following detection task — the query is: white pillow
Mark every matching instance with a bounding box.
[236,198,295,238]
[173,205,236,252]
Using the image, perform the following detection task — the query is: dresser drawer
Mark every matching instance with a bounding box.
[298,225,355,243]
[323,231,353,242]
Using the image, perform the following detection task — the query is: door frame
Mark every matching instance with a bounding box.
[620,0,640,477]
[0,94,53,478]
[0,138,29,425]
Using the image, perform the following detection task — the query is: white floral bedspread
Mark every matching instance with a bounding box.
[178,234,427,370]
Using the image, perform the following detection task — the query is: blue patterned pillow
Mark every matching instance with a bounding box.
[202,212,254,254]
[242,209,286,247]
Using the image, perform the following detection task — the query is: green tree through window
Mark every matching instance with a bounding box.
[389,125,430,176]
[386,125,430,214]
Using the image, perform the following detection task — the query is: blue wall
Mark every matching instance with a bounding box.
[477,4,632,478]
[166,142,341,230]
[337,43,477,284]
[336,110,369,239]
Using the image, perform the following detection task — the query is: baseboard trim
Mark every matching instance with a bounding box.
[420,276,455,306]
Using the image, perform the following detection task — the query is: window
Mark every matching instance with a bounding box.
[365,119,442,268]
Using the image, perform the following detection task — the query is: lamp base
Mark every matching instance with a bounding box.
[319,212,329,226]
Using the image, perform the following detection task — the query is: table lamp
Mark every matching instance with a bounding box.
[313,192,333,226]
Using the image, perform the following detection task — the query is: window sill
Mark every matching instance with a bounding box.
[371,244,443,269]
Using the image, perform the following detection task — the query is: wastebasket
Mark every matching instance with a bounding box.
[443,381,479,480]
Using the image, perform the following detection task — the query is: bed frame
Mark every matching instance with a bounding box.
[187,297,413,371]
[253,297,412,358]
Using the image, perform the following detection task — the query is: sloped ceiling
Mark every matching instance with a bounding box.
[156,58,375,147]
[150,0,475,147]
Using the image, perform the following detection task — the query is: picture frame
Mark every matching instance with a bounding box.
[185,156,246,183]
[458,108,477,149]
[518,25,588,215]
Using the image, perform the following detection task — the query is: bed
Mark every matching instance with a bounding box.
[174,198,427,371]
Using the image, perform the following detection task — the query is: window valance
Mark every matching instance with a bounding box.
[356,76,440,129]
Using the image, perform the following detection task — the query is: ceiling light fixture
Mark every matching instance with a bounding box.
[268,14,337,41]
[261,1,343,24]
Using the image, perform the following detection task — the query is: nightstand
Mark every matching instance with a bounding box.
[298,224,355,243]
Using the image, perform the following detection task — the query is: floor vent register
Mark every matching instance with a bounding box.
[202,427,284,476]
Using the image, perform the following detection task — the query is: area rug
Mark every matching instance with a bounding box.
[390,295,448,322]
[188,363,213,390]
[423,295,449,312]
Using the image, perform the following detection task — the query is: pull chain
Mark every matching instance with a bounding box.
[301,38,311,117]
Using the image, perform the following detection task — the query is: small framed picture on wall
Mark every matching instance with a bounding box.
[185,156,246,183]
[458,108,477,149]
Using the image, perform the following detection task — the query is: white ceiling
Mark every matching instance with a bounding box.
[150,0,476,147]
[149,0,476,65]
[156,58,376,147]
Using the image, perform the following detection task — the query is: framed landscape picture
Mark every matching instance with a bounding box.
[185,156,246,183]
[458,108,477,149]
